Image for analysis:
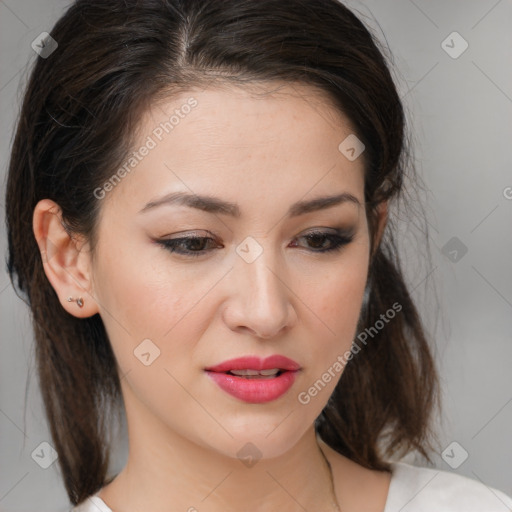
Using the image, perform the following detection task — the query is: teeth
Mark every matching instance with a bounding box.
[230,368,280,377]
[231,369,260,376]
[259,368,280,376]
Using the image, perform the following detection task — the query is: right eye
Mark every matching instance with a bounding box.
[157,235,220,258]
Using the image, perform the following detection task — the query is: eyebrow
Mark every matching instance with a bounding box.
[139,191,361,217]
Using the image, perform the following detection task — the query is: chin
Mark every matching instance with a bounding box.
[207,422,311,463]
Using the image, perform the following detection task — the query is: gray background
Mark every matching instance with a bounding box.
[1,0,511,510]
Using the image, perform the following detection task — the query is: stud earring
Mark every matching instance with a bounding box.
[67,296,84,308]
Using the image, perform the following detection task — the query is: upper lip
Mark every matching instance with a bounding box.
[204,355,301,373]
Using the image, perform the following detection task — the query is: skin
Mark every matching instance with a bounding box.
[33,82,390,511]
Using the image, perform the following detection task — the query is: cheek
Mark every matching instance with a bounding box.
[315,240,369,324]
[317,270,366,327]
[92,241,225,388]
[311,273,367,364]
[306,249,369,370]
[91,237,191,359]
[295,261,368,407]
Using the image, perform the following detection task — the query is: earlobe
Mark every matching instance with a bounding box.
[32,199,99,318]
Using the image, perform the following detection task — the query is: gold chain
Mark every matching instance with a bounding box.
[319,445,342,511]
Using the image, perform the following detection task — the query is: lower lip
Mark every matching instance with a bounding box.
[205,370,299,403]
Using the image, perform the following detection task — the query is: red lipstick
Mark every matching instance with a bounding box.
[204,355,300,403]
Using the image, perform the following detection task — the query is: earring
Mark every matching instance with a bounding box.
[67,296,84,308]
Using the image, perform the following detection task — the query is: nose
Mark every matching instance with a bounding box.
[222,239,297,339]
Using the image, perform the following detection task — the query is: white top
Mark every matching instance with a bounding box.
[71,461,512,511]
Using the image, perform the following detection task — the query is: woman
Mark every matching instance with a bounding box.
[5,0,512,511]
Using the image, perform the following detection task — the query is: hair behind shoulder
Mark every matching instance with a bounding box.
[5,0,440,505]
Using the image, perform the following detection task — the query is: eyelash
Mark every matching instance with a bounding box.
[156,229,354,258]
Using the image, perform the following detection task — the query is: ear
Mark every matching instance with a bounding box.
[370,200,388,259]
[32,199,99,318]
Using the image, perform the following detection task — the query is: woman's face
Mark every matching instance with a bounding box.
[89,82,379,459]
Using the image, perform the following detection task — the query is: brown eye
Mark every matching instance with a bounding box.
[158,236,219,257]
[290,229,354,253]
[156,228,354,259]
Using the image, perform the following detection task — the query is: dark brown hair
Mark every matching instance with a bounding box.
[5,0,440,506]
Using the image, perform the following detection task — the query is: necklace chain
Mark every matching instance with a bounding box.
[319,445,341,512]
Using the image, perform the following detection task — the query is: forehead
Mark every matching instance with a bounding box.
[104,81,366,215]
[145,81,356,148]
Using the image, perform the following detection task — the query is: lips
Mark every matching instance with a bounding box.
[204,355,301,403]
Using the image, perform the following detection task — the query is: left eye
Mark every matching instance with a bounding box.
[157,229,354,258]
[291,231,354,253]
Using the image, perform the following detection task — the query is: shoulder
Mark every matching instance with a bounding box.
[70,495,113,512]
[385,461,512,512]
